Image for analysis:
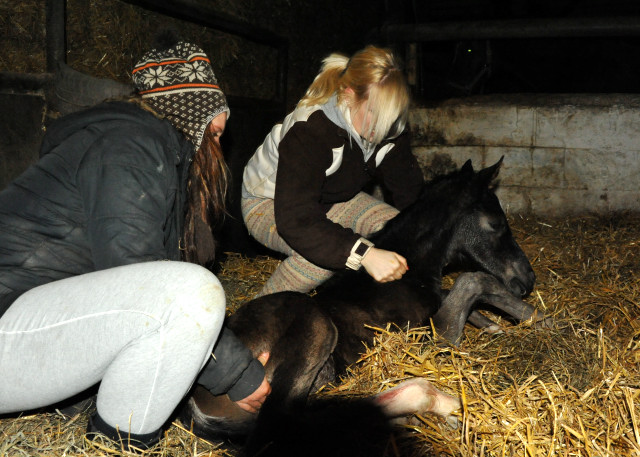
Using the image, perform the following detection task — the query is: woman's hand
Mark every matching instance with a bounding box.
[360,247,408,283]
[235,352,272,414]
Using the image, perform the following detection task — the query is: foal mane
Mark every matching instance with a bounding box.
[370,159,502,274]
[372,165,472,247]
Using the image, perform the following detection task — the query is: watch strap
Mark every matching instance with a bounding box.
[346,237,374,270]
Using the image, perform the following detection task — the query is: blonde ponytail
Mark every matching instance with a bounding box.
[298,46,410,146]
[299,53,349,107]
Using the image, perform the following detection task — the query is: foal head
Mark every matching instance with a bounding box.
[437,158,535,297]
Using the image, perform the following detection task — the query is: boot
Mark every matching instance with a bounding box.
[85,413,162,453]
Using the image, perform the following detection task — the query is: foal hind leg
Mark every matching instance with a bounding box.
[433,271,545,345]
[266,331,337,407]
[243,309,338,456]
[372,378,461,427]
[261,307,338,408]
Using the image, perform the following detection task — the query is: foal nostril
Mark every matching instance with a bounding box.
[508,278,528,297]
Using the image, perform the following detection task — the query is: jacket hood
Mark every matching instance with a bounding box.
[40,101,189,161]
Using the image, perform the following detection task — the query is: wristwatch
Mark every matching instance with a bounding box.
[346,237,374,270]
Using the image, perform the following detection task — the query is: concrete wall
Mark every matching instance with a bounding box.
[409,94,640,216]
[2,93,639,218]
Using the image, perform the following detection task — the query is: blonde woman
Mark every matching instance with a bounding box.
[242,45,424,296]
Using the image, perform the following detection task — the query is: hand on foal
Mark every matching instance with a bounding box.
[235,352,272,414]
[360,247,408,283]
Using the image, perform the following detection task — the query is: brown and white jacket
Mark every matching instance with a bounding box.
[242,100,424,270]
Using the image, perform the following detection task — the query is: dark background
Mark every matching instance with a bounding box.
[2,0,640,253]
[4,0,640,106]
[376,0,640,102]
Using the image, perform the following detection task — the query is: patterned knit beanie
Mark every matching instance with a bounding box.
[132,41,229,150]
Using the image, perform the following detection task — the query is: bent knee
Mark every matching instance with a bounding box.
[150,262,226,331]
[173,262,225,308]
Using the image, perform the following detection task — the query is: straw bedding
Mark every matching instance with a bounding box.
[4,1,638,455]
[1,212,638,456]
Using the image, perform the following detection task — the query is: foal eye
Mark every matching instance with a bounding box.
[489,220,504,232]
[478,215,505,233]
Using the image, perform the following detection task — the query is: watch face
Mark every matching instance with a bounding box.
[355,242,369,256]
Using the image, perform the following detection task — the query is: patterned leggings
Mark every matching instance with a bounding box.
[241,192,399,296]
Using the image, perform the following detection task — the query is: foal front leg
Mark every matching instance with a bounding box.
[433,271,545,345]
[467,309,503,334]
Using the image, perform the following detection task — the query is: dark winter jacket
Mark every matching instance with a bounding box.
[0,101,261,399]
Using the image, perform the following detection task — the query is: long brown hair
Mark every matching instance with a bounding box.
[182,127,229,265]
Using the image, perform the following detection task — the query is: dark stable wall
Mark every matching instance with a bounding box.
[217,98,284,257]
[0,94,45,190]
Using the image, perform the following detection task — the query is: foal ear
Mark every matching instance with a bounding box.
[477,156,504,187]
[460,159,474,175]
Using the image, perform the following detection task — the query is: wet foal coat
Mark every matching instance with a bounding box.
[180,159,545,456]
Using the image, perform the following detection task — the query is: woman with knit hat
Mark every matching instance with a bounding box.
[242,45,424,296]
[0,38,270,450]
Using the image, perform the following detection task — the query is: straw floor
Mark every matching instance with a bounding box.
[1,212,639,457]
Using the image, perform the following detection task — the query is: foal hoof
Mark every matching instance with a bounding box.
[390,412,460,429]
[372,378,461,425]
[527,310,554,329]
[481,323,504,335]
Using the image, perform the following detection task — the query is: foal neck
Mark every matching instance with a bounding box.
[372,199,455,281]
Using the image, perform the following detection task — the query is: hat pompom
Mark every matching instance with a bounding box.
[152,27,182,51]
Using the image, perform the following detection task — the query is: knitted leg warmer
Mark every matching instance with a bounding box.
[242,193,399,296]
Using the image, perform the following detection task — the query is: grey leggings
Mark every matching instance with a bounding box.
[0,261,225,435]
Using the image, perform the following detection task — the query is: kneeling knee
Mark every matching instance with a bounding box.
[174,263,225,314]
[151,262,226,336]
